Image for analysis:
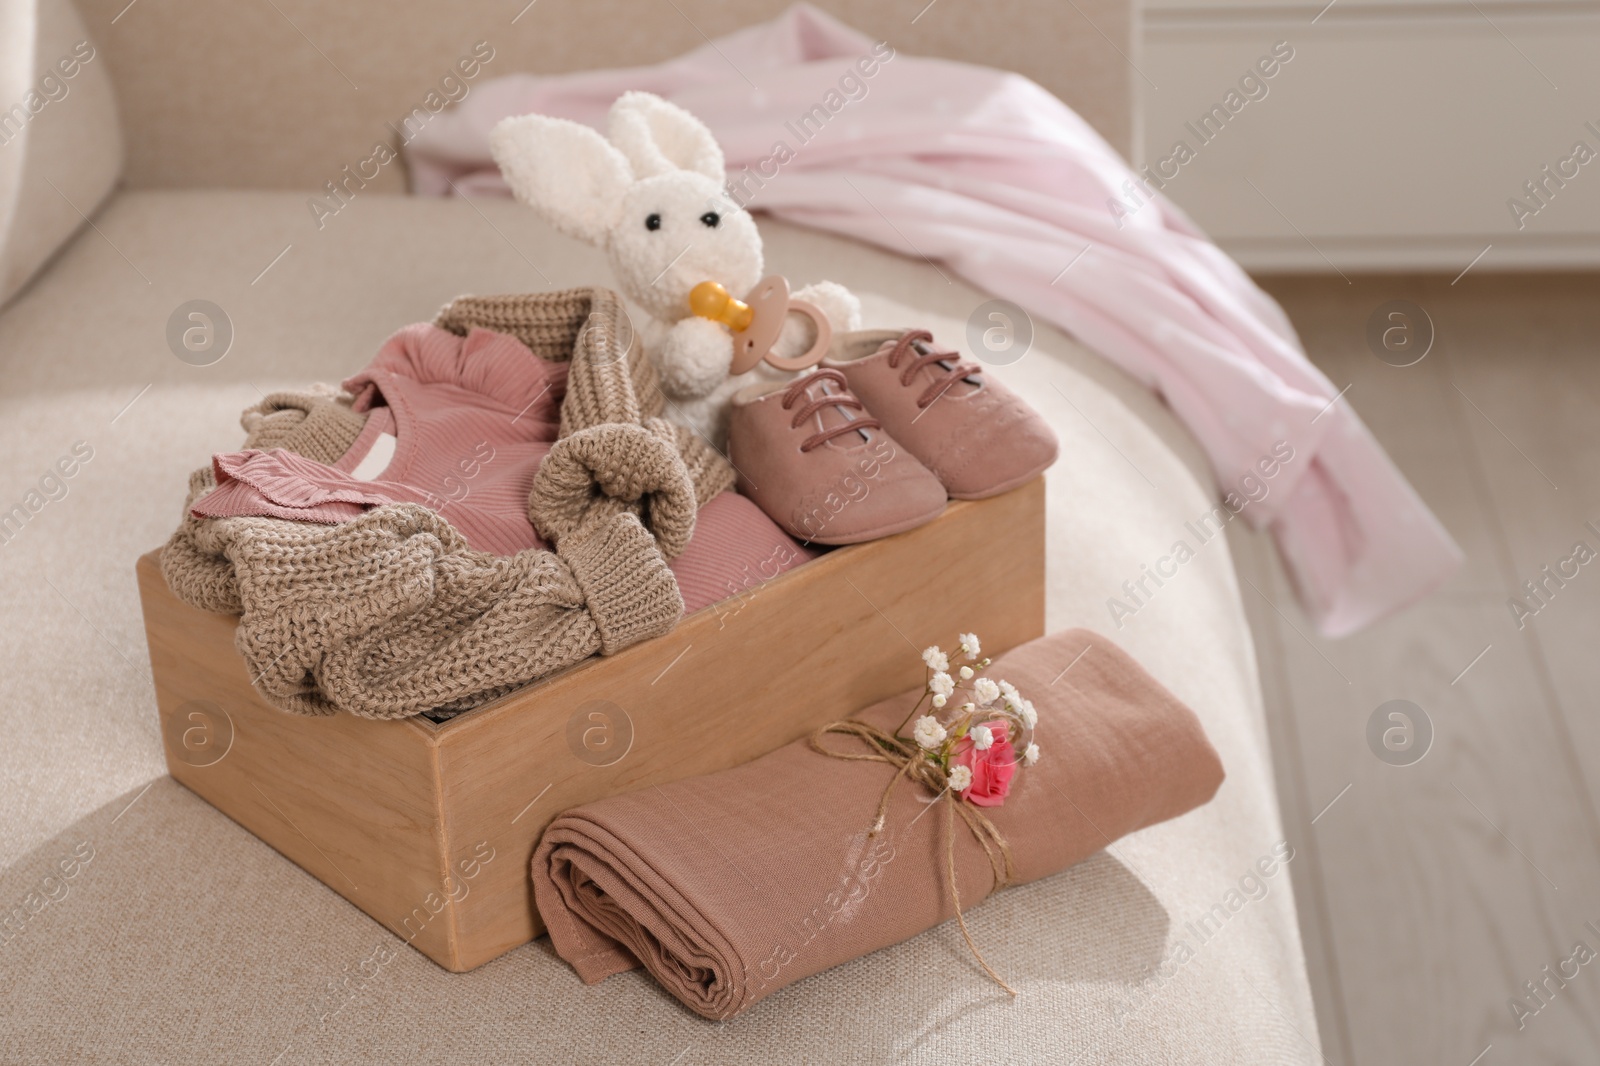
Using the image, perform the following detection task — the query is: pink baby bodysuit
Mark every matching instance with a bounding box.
[195,323,811,611]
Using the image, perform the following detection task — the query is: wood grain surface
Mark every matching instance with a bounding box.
[1234,274,1600,1066]
[138,478,1046,971]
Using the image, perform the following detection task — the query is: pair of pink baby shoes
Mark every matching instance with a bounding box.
[728,328,1058,545]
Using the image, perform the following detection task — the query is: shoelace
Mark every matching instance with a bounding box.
[779,368,881,452]
[884,329,983,409]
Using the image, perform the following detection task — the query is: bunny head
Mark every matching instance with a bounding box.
[490,92,763,326]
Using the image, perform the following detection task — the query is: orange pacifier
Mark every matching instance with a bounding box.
[688,276,832,375]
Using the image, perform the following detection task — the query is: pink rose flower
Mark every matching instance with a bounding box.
[952,720,1016,807]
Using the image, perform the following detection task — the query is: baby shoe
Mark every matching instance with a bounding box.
[727,368,947,545]
[823,328,1058,499]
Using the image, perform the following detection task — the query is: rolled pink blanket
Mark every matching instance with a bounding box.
[532,628,1225,1019]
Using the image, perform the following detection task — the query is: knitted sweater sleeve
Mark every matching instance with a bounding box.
[527,422,699,560]
[189,504,681,720]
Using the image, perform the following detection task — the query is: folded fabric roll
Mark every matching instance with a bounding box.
[532,628,1225,1019]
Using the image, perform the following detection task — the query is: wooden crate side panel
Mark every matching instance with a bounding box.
[136,553,456,965]
[436,479,1046,970]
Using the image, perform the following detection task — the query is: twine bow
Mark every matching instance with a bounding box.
[810,719,1019,996]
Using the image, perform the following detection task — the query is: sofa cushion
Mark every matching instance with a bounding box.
[0,0,122,308]
[0,189,1322,1063]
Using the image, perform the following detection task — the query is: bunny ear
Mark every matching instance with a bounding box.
[489,114,633,245]
[607,92,726,184]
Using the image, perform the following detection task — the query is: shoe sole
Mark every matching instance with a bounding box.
[946,463,1051,501]
[795,499,948,547]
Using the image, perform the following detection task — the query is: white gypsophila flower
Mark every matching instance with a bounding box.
[1020,699,1038,730]
[948,765,973,791]
[913,715,948,750]
[929,671,955,698]
[932,694,947,708]
[959,633,981,659]
[959,665,974,681]
[1023,742,1041,766]
[962,702,975,714]
[998,680,1021,707]
[972,677,1000,706]
[922,646,949,672]
[971,725,994,750]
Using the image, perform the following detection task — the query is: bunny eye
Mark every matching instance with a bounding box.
[699,211,721,228]
[645,213,662,231]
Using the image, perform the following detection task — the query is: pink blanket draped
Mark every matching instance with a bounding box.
[403,4,1461,636]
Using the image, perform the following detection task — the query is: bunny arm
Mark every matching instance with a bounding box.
[655,315,737,402]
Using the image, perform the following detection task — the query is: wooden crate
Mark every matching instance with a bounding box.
[136,478,1045,972]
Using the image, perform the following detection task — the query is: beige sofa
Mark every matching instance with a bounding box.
[0,1,1323,1061]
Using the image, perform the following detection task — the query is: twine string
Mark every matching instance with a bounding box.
[810,719,1018,996]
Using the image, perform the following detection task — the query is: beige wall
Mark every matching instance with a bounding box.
[74,0,1131,192]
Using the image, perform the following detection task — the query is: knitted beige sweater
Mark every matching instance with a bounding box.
[161,288,735,720]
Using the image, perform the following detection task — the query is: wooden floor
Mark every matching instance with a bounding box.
[1228,273,1600,1065]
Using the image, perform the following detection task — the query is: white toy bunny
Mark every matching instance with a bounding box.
[489,91,860,445]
